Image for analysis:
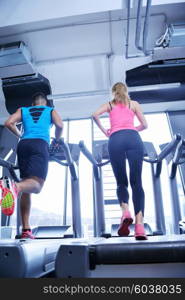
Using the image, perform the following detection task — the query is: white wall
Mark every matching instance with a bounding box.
[51,95,185,120]
[37,55,109,94]
[0,0,123,27]
[0,0,183,28]
[30,22,111,62]
[0,80,9,124]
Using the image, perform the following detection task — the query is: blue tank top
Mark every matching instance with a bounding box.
[21,106,53,144]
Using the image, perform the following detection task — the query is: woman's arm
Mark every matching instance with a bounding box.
[134,101,148,131]
[92,103,110,137]
[4,108,22,137]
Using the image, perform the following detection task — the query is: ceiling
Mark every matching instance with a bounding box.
[0,0,185,121]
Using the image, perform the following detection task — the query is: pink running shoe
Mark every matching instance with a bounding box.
[118,210,133,236]
[135,224,148,240]
[21,230,35,239]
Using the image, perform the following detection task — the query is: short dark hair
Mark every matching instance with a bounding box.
[32,92,52,106]
[32,92,47,102]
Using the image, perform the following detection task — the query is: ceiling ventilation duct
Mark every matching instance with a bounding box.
[126,59,185,86]
[0,42,53,114]
[2,73,53,114]
[168,23,185,48]
[126,59,185,104]
[153,23,185,61]
[0,41,35,78]
[155,23,185,49]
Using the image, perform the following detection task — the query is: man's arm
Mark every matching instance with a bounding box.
[4,108,22,137]
[51,110,63,141]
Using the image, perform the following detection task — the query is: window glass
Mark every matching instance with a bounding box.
[27,122,68,227]
[140,113,172,233]
[68,119,93,237]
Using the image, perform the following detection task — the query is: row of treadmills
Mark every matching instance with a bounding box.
[1,234,185,278]
[0,130,185,278]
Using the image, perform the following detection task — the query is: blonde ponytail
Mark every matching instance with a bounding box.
[111,82,130,105]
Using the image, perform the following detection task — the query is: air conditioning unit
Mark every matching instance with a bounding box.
[0,41,35,78]
[168,23,185,47]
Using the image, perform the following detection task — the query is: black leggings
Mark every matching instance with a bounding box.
[108,129,145,215]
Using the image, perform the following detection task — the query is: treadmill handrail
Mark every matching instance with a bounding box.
[97,160,110,167]
[173,139,185,165]
[143,157,158,163]
[79,141,110,167]
[80,135,181,166]
[58,138,78,180]
[170,139,185,179]
[179,159,185,165]
[144,134,181,163]
[157,134,181,161]
[0,157,19,182]
[79,141,98,166]
[49,156,69,167]
[60,138,73,165]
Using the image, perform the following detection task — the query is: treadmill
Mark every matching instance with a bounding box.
[0,125,19,239]
[0,132,83,278]
[20,138,83,239]
[55,235,185,278]
[160,138,185,234]
[79,134,181,237]
[55,135,185,278]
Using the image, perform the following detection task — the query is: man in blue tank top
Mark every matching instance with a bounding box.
[2,92,63,238]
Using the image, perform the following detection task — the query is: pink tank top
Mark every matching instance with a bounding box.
[109,102,136,135]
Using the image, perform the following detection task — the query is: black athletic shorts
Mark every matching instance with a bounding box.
[17,138,50,180]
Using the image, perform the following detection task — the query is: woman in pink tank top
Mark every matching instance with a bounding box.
[92,82,148,240]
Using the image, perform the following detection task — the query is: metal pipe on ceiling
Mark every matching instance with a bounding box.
[125,0,131,58]
[135,0,143,52]
[107,11,113,86]
[135,0,152,56]
[143,0,152,55]
[125,0,143,59]
[126,0,159,58]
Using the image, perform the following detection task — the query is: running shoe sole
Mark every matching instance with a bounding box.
[118,217,133,236]
[21,231,35,239]
[1,187,15,216]
[135,234,148,240]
